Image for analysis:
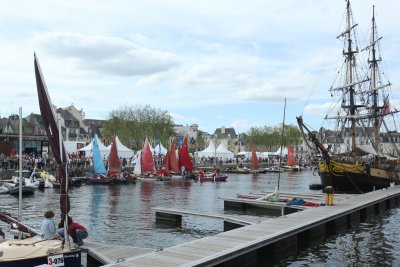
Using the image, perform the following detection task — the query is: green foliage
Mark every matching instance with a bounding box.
[103,104,175,151]
[246,124,302,150]
[195,133,206,151]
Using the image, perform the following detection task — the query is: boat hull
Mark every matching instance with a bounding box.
[5,184,35,195]
[200,175,228,182]
[0,238,81,267]
[0,249,81,267]
[319,162,400,193]
[86,177,115,185]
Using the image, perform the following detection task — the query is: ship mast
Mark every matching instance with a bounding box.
[370,6,381,152]
[344,0,357,160]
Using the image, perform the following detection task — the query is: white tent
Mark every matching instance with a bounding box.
[195,141,216,158]
[77,135,109,159]
[237,151,264,159]
[268,146,288,157]
[216,143,234,160]
[107,136,134,158]
[153,142,168,156]
[237,151,252,158]
[64,141,86,155]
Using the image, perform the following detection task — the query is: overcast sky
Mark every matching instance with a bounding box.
[1,0,399,134]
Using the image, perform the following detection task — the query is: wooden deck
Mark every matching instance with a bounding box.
[154,207,263,226]
[80,241,154,265]
[102,186,400,267]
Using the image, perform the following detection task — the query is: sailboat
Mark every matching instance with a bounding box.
[0,54,81,266]
[156,145,184,181]
[297,1,400,193]
[86,134,115,185]
[250,147,266,174]
[134,137,157,180]
[179,136,198,180]
[168,141,180,174]
[283,146,301,172]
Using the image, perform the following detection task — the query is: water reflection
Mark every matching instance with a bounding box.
[88,186,107,229]
[282,209,400,266]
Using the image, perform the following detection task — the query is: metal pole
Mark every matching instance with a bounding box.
[276,98,286,201]
[18,107,22,239]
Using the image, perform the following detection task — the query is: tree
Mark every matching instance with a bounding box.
[195,132,206,151]
[103,104,175,151]
[246,124,302,151]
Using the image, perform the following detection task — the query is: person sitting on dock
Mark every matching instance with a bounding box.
[58,217,88,246]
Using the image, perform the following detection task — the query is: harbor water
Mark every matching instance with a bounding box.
[1,170,399,266]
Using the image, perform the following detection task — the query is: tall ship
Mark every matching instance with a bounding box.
[297,0,400,193]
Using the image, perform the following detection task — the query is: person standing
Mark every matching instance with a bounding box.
[41,210,61,240]
[323,186,334,206]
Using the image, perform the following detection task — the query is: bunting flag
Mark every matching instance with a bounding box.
[379,102,390,128]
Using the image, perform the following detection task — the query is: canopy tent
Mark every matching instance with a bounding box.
[77,135,109,159]
[153,141,168,156]
[215,143,234,160]
[106,136,134,158]
[238,151,264,159]
[268,146,288,157]
[64,141,86,155]
[237,151,251,158]
[195,140,216,158]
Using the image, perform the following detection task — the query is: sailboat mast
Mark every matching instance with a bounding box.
[18,107,22,239]
[276,97,286,199]
[345,0,357,160]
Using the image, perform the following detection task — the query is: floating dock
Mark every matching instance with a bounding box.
[100,186,400,266]
[154,207,262,231]
[80,241,154,266]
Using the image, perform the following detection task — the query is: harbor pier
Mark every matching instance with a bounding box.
[98,186,400,266]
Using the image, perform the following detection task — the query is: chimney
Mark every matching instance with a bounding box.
[221,126,225,134]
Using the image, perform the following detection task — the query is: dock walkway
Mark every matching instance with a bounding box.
[103,186,400,266]
[80,241,154,265]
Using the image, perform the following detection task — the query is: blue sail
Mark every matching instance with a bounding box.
[92,134,107,174]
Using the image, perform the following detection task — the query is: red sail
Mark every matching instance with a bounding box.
[34,54,70,217]
[178,137,193,172]
[288,145,297,166]
[163,150,170,173]
[141,137,155,172]
[251,147,259,170]
[108,136,121,176]
[169,142,180,173]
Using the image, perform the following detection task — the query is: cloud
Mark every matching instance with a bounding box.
[303,102,338,116]
[236,69,315,103]
[33,32,179,77]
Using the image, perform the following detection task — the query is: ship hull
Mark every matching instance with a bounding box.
[319,162,400,193]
